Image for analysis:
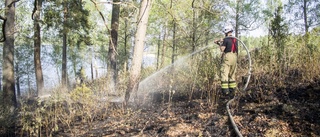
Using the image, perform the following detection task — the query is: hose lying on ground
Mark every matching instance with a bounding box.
[227,97,243,137]
[225,36,252,137]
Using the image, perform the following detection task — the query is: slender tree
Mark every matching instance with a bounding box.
[147,0,169,69]
[32,0,44,96]
[270,4,288,68]
[116,0,138,72]
[15,42,35,98]
[171,20,176,64]
[15,59,20,97]
[286,0,320,35]
[227,0,262,37]
[160,23,168,69]
[235,0,240,37]
[286,0,320,54]
[62,3,68,87]
[191,0,196,52]
[108,0,120,93]
[44,0,90,87]
[156,32,161,70]
[143,0,222,70]
[125,0,152,104]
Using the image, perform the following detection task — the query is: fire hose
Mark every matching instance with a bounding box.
[225,36,252,137]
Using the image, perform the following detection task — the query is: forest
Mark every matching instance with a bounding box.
[0,0,319,136]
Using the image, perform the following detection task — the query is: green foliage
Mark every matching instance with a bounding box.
[44,0,90,30]
[226,0,263,34]
[19,99,57,136]
[143,0,224,70]
[0,104,16,136]
[193,50,218,90]
[15,35,36,95]
[270,4,288,63]
[141,66,156,80]
[70,84,93,102]
[285,0,320,32]
[308,27,320,53]
[43,0,91,44]
[190,50,220,102]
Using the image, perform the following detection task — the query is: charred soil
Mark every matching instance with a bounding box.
[49,78,320,137]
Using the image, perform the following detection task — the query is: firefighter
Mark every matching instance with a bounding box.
[214,25,238,96]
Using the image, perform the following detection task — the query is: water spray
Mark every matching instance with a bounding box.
[136,36,251,136]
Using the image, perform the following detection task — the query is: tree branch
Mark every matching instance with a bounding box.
[90,0,118,55]
[31,0,37,20]
[8,0,20,8]
[0,19,6,42]
[0,0,20,42]
[0,16,6,20]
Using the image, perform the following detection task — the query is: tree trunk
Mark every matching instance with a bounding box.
[124,19,129,71]
[125,0,152,104]
[34,0,44,96]
[108,0,120,93]
[160,23,167,69]
[2,1,17,134]
[171,21,176,64]
[62,5,68,87]
[303,0,308,34]
[15,62,20,98]
[0,70,1,89]
[156,33,161,70]
[2,0,17,108]
[62,33,67,87]
[91,53,94,80]
[205,19,210,47]
[192,8,196,53]
[27,65,31,95]
[235,0,240,38]
[302,0,311,55]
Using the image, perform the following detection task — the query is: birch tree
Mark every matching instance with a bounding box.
[125,0,152,104]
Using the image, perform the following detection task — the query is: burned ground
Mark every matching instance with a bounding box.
[48,78,320,137]
[2,74,318,137]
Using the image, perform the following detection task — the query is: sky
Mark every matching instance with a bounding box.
[246,0,290,37]
[247,27,267,37]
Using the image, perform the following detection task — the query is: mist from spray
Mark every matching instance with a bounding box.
[132,45,221,103]
[132,36,252,104]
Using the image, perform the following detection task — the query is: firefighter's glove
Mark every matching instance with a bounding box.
[214,39,223,46]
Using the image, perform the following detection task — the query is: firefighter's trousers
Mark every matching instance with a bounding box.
[220,52,237,91]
